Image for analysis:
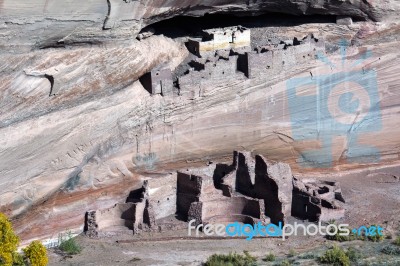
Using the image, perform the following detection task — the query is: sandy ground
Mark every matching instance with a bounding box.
[47,164,400,265]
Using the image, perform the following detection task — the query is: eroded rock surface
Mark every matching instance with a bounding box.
[1,1,400,244]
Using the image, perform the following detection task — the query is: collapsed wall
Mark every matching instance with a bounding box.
[176,151,294,226]
[85,180,157,236]
[176,169,267,226]
[291,178,345,222]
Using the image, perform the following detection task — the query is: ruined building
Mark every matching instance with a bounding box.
[291,178,345,222]
[84,151,345,237]
[178,33,325,98]
[85,180,157,237]
[177,151,293,226]
[239,34,325,78]
[186,26,251,57]
[139,65,174,96]
[178,55,241,98]
[138,28,325,99]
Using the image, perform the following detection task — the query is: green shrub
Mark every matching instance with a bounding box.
[366,225,385,242]
[394,236,400,246]
[23,241,48,266]
[345,247,361,262]
[205,251,256,266]
[298,253,314,259]
[327,231,359,242]
[319,245,350,266]
[381,245,400,256]
[325,222,356,242]
[243,251,256,261]
[58,232,82,255]
[12,252,25,266]
[279,260,291,266]
[0,213,20,266]
[327,224,385,242]
[262,253,275,262]
[288,249,296,257]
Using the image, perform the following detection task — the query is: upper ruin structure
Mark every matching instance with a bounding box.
[187,26,251,57]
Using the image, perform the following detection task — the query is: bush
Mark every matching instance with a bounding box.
[0,213,20,266]
[279,260,291,266]
[366,225,385,242]
[58,232,82,255]
[23,241,48,266]
[298,253,314,259]
[205,251,257,266]
[345,247,361,262]
[325,222,356,242]
[262,253,275,262]
[12,252,25,266]
[288,249,296,257]
[394,236,400,246]
[319,246,350,266]
[327,224,385,242]
[381,245,400,256]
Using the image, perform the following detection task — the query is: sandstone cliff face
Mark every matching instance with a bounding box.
[1,0,399,48]
[1,0,400,243]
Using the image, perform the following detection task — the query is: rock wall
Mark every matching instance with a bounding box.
[1,0,400,243]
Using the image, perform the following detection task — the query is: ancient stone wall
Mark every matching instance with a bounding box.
[147,173,177,220]
[84,180,157,236]
[186,26,251,57]
[291,178,345,222]
[178,55,240,97]
[139,66,174,96]
[176,172,202,220]
[245,35,325,79]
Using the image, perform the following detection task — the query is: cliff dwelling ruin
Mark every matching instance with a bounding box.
[139,25,325,99]
[85,151,345,237]
[186,26,251,57]
[139,65,174,96]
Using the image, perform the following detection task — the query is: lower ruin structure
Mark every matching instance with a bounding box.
[85,151,345,236]
[85,180,157,236]
[292,178,345,222]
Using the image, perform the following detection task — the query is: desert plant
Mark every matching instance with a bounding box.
[58,232,82,255]
[298,253,314,259]
[204,251,257,266]
[345,247,361,262]
[381,245,400,256]
[319,245,350,266]
[279,259,291,266]
[325,222,355,242]
[288,249,296,257]
[394,236,400,246]
[12,252,25,266]
[262,253,275,262]
[0,213,20,266]
[23,241,48,266]
[366,225,385,242]
[243,250,256,261]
